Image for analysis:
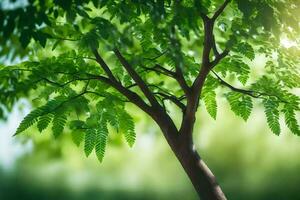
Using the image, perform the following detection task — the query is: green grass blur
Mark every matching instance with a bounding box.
[1,100,300,200]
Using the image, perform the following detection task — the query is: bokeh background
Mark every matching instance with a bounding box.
[1,89,300,200]
[0,0,300,199]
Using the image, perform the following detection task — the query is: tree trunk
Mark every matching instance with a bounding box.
[172,142,227,200]
[153,113,226,199]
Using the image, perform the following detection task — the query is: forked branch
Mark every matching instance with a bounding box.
[91,74,154,114]
[210,49,230,69]
[211,0,231,21]
[88,51,154,115]
[154,92,186,111]
[180,0,231,138]
[113,48,160,107]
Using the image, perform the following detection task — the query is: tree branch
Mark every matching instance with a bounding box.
[141,62,190,98]
[51,36,80,41]
[113,48,160,107]
[34,70,155,115]
[9,64,159,128]
[200,12,209,22]
[179,0,231,138]
[178,17,214,139]
[211,70,288,103]
[9,68,81,76]
[36,77,94,88]
[91,49,157,110]
[210,49,229,69]
[179,66,210,138]
[89,74,155,115]
[156,64,176,76]
[149,84,186,110]
[168,27,191,96]
[175,65,191,96]
[154,92,186,111]
[211,0,231,21]
[92,48,117,81]
[211,35,219,57]
[141,64,176,78]
[212,70,256,96]
[143,50,167,61]
[126,83,138,89]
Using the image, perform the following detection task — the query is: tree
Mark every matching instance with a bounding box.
[0,0,299,199]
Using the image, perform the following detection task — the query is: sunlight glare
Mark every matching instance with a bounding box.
[280,38,297,48]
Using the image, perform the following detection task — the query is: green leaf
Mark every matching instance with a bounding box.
[237,62,251,85]
[105,111,119,131]
[52,40,61,50]
[119,110,136,147]
[92,0,99,7]
[203,91,217,120]
[233,42,255,60]
[216,58,250,85]
[76,7,90,18]
[226,92,253,121]
[202,75,218,119]
[37,113,53,133]
[69,120,86,130]
[42,97,66,113]
[14,97,66,136]
[54,0,72,10]
[95,123,109,162]
[71,129,85,147]
[66,9,76,23]
[2,0,300,166]
[14,108,44,135]
[241,96,253,121]
[80,30,99,50]
[263,99,280,135]
[20,29,31,48]
[283,104,300,136]
[84,129,97,157]
[32,31,49,48]
[52,113,67,138]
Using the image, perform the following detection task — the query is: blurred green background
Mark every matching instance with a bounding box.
[1,0,299,199]
[1,94,300,200]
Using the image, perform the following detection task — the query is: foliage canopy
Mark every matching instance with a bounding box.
[0,0,299,162]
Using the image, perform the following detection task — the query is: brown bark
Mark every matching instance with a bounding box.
[91,2,233,197]
[153,112,226,200]
[173,142,227,200]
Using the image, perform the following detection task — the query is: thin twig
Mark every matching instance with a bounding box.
[143,50,167,61]
[211,70,288,103]
[154,92,186,111]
